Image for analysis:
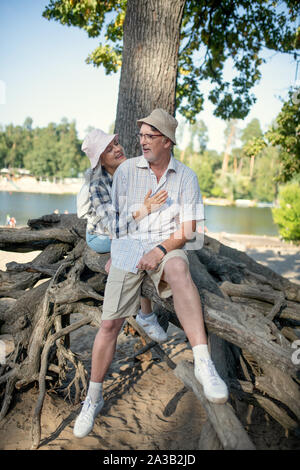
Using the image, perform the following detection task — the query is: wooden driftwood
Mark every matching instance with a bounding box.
[0,213,299,450]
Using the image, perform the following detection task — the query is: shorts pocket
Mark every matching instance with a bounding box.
[102,267,127,314]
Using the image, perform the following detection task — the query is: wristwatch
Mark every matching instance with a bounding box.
[156,244,167,256]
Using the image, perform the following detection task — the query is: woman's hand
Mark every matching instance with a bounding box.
[133,189,168,221]
[143,189,168,214]
[105,258,112,273]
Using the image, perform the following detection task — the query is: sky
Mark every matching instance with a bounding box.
[0,0,299,153]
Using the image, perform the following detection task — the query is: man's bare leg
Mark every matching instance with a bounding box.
[162,257,228,404]
[162,258,207,347]
[73,318,125,438]
[90,318,125,383]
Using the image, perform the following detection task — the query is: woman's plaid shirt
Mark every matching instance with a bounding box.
[88,166,136,237]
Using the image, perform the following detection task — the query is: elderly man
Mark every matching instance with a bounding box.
[74,109,228,438]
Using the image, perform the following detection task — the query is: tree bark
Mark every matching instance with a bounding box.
[115,0,186,157]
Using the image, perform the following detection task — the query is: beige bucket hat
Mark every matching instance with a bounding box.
[81,129,117,169]
[137,108,178,144]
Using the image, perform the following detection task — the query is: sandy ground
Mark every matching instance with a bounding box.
[0,232,299,451]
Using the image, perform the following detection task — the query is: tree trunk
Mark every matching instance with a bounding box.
[249,154,255,178]
[115,0,186,158]
[221,123,236,176]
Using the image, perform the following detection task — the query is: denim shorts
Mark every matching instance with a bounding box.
[86,230,111,253]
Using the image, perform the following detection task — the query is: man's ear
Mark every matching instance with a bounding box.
[163,137,172,149]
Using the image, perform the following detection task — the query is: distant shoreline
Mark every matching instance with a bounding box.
[0,178,275,207]
[0,176,82,195]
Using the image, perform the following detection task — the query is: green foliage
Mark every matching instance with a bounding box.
[24,124,60,178]
[43,0,126,72]
[43,0,300,122]
[0,119,34,169]
[86,44,122,73]
[243,137,267,158]
[272,183,300,242]
[266,91,300,183]
[240,118,263,145]
[0,118,87,178]
[251,147,279,202]
[177,117,281,202]
[189,151,215,197]
[183,119,208,154]
[211,172,253,201]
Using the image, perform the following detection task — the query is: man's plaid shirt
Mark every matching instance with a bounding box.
[110,155,205,273]
[87,166,137,237]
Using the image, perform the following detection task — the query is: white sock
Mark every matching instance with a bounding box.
[138,309,155,321]
[192,344,210,368]
[87,381,103,404]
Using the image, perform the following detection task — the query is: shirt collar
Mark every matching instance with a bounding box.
[136,154,177,173]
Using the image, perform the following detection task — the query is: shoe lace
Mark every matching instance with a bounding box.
[138,316,164,335]
[80,398,98,422]
[202,359,220,387]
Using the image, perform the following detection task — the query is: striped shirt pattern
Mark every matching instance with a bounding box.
[110,155,204,273]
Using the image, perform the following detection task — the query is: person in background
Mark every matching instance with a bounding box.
[9,216,16,228]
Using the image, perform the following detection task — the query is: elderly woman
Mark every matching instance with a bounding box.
[79,132,167,334]
[79,129,167,257]
[78,128,168,322]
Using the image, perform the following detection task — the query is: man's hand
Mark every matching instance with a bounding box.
[136,247,165,271]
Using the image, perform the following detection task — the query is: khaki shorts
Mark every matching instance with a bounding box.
[102,249,189,320]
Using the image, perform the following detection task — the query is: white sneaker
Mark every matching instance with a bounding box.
[136,312,168,344]
[195,358,229,404]
[73,396,104,438]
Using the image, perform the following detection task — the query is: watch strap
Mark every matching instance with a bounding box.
[156,244,167,256]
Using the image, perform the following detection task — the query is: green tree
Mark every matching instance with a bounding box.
[43,0,300,157]
[0,125,8,168]
[241,118,265,178]
[22,119,86,179]
[221,119,239,175]
[23,117,33,131]
[252,146,279,202]
[188,151,215,197]
[56,119,83,178]
[23,124,60,178]
[181,119,208,166]
[1,119,34,169]
[272,183,300,242]
[266,91,300,183]
[241,118,263,145]
[188,120,208,154]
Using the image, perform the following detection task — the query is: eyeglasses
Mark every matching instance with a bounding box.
[137,133,163,142]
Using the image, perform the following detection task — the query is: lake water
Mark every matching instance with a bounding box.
[0,191,279,236]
